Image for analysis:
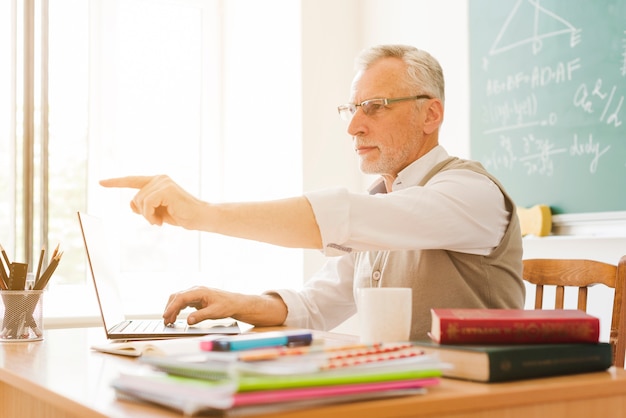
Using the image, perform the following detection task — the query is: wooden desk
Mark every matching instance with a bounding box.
[1,327,626,418]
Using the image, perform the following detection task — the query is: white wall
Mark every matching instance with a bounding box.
[360,0,470,161]
[301,0,472,281]
[300,0,626,341]
[300,0,364,283]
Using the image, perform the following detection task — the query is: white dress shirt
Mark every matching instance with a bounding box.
[271,145,510,331]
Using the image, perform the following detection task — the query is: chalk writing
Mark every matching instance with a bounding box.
[483,136,517,172]
[488,0,580,57]
[621,31,626,77]
[569,134,611,174]
[519,134,567,176]
[574,80,624,128]
[485,94,537,127]
[486,59,581,96]
[470,0,626,213]
[599,86,623,128]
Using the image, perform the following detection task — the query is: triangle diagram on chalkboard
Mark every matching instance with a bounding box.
[489,0,579,56]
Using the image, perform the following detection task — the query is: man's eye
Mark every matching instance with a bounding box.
[363,102,384,114]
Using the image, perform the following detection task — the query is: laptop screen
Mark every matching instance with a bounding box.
[78,212,127,331]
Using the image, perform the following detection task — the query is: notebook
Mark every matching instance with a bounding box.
[77,211,241,340]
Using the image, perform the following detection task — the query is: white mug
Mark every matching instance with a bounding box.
[356,287,412,343]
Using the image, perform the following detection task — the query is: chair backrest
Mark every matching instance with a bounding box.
[522,256,626,368]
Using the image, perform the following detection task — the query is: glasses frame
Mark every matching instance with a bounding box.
[337,94,432,121]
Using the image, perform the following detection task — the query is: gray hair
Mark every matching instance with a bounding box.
[355,44,445,104]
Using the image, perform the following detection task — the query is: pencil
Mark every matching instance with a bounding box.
[236,342,409,362]
[0,261,8,290]
[0,244,11,270]
[0,250,8,290]
[35,246,45,282]
[50,243,60,259]
[33,243,59,290]
[0,244,10,290]
[34,251,62,290]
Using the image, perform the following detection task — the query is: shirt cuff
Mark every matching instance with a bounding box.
[264,289,312,329]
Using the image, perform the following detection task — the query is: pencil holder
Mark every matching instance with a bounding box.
[0,290,44,341]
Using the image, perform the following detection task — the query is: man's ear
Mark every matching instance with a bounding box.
[422,99,444,135]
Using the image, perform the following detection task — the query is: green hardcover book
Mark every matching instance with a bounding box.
[413,341,612,383]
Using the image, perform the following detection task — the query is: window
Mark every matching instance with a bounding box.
[5,0,303,324]
[0,2,11,240]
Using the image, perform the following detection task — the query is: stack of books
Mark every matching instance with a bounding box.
[111,332,446,416]
[413,308,613,383]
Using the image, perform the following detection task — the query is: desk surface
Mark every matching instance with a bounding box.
[1,327,626,418]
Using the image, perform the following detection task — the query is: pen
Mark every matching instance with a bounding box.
[201,330,313,352]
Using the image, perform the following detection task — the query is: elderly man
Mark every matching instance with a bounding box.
[101,44,525,340]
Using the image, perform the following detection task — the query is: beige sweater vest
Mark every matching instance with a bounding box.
[353,157,525,340]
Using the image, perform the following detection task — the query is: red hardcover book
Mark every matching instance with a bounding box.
[429,308,600,344]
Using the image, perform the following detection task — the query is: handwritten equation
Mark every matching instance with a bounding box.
[475,0,625,178]
[486,133,610,175]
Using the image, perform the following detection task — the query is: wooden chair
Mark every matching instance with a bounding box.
[523,256,626,368]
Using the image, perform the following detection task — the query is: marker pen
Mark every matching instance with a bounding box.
[201,330,313,352]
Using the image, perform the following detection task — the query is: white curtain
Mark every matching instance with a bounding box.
[44,0,303,320]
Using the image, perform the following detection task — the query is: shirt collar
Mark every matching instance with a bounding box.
[368,145,449,194]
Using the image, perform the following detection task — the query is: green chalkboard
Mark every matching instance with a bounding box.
[469,0,626,214]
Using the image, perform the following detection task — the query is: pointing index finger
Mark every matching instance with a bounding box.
[99,176,154,189]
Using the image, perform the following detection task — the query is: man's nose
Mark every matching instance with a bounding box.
[347,108,367,137]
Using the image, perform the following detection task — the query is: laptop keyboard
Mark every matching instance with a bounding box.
[113,319,171,333]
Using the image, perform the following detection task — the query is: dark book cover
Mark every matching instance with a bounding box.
[414,341,612,382]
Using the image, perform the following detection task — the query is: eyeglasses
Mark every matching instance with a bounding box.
[337,94,432,121]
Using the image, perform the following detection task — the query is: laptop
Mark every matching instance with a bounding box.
[77,211,241,340]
